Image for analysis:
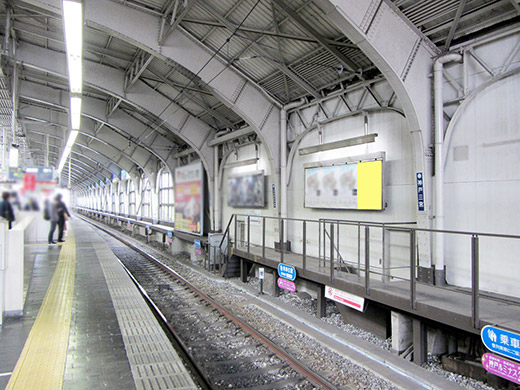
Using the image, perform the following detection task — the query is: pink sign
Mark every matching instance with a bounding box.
[277,278,296,292]
[482,353,520,384]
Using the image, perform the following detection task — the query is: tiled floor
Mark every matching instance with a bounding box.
[0,244,60,389]
[0,219,197,390]
[63,238,135,390]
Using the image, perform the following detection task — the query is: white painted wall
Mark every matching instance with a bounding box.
[288,110,416,279]
[219,108,417,281]
[444,71,520,297]
[221,143,278,247]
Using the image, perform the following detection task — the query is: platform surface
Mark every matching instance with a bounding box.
[234,243,520,335]
[0,218,197,390]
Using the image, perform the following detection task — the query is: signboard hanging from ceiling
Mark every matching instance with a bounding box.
[304,160,383,210]
[174,162,204,235]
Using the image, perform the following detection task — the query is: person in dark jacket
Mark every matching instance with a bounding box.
[48,197,58,244]
[0,192,15,229]
[55,194,71,242]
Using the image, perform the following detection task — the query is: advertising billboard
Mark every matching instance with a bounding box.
[227,171,265,208]
[174,162,204,235]
[304,160,383,210]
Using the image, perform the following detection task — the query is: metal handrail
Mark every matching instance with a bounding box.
[79,207,520,330]
[222,213,520,330]
[230,212,520,239]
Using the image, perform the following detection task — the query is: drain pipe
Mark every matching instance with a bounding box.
[213,144,220,231]
[433,52,462,284]
[281,98,305,242]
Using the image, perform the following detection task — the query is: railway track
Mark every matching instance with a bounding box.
[81,216,338,390]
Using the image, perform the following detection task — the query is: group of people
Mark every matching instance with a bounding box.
[0,191,70,245]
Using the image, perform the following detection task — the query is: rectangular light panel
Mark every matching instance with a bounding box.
[70,96,81,129]
[62,0,83,94]
[57,130,79,173]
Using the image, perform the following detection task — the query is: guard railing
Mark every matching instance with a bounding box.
[217,213,520,329]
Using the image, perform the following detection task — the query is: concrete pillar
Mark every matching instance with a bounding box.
[317,285,327,318]
[263,269,280,297]
[170,237,184,255]
[428,328,447,355]
[189,245,203,263]
[391,311,413,353]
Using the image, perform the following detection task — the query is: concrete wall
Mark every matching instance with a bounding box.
[220,107,416,281]
[444,71,520,297]
[290,110,416,280]
[221,142,278,247]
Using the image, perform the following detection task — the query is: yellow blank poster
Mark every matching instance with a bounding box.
[357,160,383,210]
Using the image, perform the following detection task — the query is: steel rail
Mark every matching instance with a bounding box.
[78,214,338,390]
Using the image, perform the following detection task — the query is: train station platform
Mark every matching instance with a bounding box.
[0,218,197,390]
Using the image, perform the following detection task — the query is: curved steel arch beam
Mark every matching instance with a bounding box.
[25,128,117,179]
[27,142,108,184]
[316,0,440,219]
[16,40,215,178]
[21,0,280,174]
[23,120,124,176]
[57,165,95,188]
[443,67,520,168]
[20,104,153,179]
[20,80,178,176]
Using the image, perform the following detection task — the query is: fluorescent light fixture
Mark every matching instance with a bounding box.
[57,130,79,173]
[298,133,378,156]
[224,158,258,169]
[62,0,83,94]
[8,147,19,168]
[70,96,82,129]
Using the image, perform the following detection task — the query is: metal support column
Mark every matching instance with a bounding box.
[330,223,334,283]
[240,258,248,283]
[471,235,479,329]
[302,221,306,272]
[274,272,280,297]
[410,229,417,310]
[357,222,361,277]
[247,215,250,254]
[262,217,266,261]
[317,284,326,318]
[365,226,370,295]
[413,319,427,365]
[280,218,284,263]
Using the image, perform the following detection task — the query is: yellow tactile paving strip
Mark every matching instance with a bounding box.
[6,229,76,390]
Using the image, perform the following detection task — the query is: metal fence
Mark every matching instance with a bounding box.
[218,213,520,329]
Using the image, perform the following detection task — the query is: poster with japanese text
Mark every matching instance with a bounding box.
[175,162,203,235]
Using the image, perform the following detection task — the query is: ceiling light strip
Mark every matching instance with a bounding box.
[59,0,83,174]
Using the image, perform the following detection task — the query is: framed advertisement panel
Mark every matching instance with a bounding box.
[227,171,265,208]
[304,160,383,210]
[174,162,204,235]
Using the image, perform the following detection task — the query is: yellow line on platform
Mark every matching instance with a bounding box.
[6,229,76,390]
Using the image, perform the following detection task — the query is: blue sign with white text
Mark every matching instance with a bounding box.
[167,231,173,238]
[416,172,425,211]
[482,325,520,362]
[194,239,201,249]
[278,263,296,281]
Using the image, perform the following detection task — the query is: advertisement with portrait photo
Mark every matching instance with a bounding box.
[174,162,204,235]
[227,171,265,208]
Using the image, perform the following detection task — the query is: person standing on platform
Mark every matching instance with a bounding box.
[55,194,71,243]
[0,192,15,229]
[48,197,59,244]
